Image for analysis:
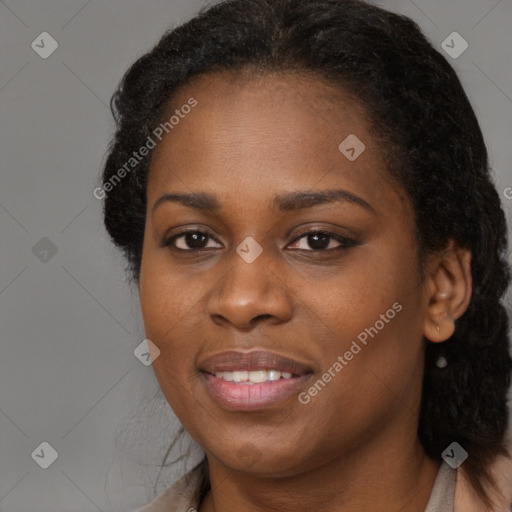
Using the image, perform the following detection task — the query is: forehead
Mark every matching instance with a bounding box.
[147,70,398,210]
[157,69,373,152]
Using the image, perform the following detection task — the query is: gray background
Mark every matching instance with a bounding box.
[0,0,511,511]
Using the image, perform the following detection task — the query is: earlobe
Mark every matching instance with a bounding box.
[425,315,455,343]
[423,241,472,343]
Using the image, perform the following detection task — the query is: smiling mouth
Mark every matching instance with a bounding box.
[199,349,313,410]
[201,372,311,411]
[210,369,297,384]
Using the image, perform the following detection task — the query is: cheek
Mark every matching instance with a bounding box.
[139,276,201,424]
[293,243,425,407]
[139,242,208,339]
[295,301,425,452]
[138,251,202,392]
[290,240,421,341]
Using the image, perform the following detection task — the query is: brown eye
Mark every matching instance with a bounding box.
[163,230,222,251]
[288,230,358,251]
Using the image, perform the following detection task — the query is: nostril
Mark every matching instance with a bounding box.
[255,314,272,321]
[249,314,273,327]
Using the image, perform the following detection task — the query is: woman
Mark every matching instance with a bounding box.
[100,0,512,510]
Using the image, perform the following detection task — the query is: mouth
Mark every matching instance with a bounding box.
[199,350,313,411]
[211,369,297,383]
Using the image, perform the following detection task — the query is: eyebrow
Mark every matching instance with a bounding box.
[151,189,375,214]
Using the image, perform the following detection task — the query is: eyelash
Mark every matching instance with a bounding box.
[162,228,358,253]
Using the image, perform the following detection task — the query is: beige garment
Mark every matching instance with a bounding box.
[134,454,512,512]
[454,451,512,512]
[133,462,205,512]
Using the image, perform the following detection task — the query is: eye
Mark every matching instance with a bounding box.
[162,230,222,251]
[287,230,357,251]
[162,228,357,252]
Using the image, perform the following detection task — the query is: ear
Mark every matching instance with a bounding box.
[423,240,472,343]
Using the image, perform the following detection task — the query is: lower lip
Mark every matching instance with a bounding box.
[202,373,311,411]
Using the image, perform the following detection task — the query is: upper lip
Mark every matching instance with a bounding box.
[199,350,312,376]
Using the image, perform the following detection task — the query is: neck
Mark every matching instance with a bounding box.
[199,437,440,512]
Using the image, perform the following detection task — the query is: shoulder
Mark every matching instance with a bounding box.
[132,463,205,512]
[454,448,512,512]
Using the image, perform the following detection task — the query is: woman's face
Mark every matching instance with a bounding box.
[139,71,431,476]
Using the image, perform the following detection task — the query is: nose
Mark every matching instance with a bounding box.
[207,250,293,330]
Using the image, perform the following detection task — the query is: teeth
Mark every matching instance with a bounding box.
[248,370,267,383]
[268,370,281,381]
[232,370,249,382]
[214,369,295,383]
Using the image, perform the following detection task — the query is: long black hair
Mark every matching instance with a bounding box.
[101,0,512,506]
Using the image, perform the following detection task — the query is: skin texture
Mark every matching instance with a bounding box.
[138,71,472,512]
